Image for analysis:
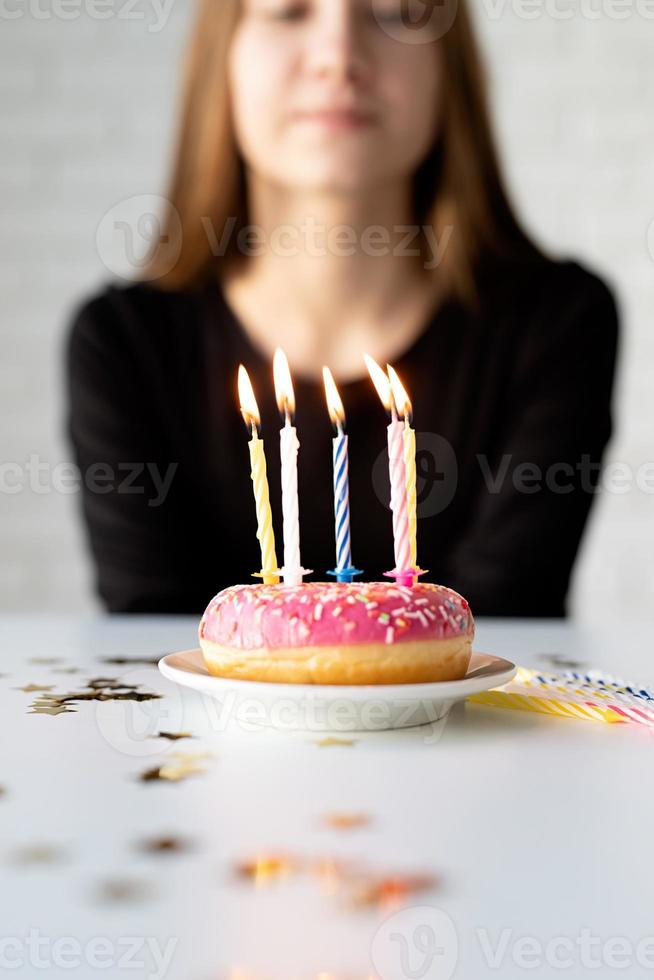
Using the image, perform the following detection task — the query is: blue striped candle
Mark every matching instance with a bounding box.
[323,367,362,584]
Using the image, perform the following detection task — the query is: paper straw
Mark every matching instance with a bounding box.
[469,666,654,726]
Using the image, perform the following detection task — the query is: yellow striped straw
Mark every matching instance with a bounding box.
[469,665,654,725]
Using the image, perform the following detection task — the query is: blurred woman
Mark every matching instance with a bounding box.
[66,0,619,614]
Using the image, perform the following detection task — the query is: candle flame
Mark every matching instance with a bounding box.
[363,353,393,413]
[322,367,345,429]
[387,364,412,421]
[273,348,296,420]
[237,365,261,432]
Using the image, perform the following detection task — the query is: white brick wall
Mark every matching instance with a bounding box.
[0,1,652,617]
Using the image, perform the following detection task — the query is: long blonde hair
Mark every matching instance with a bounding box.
[147,0,539,303]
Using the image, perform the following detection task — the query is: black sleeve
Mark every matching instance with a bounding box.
[443,266,620,617]
[64,288,198,613]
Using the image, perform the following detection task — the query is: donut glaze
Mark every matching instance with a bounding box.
[199,581,474,651]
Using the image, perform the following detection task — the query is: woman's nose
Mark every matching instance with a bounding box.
[303,3,370,86]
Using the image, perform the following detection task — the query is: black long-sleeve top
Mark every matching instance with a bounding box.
[64,256,619,617]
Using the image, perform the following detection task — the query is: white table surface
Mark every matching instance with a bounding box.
[0,614,653,980]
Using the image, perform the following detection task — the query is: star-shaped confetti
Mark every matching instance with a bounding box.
[24,679,162,716]
[321,812,371,830]
[29,704,76,716]
[235,854,300,883]
[102,657,161,667]
[10,844,69,865]
[150,731,195,742]
[16,684,55,693]
[139,751,212,783]
[95,879,154,904]
[136,835,192,854]
[315,737,356,747]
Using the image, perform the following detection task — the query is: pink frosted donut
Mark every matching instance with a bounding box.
[199,581,474,685]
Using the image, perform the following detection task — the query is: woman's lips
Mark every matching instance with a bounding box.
[292,108,378,130]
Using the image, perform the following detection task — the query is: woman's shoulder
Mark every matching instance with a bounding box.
[65,279,222,386]
[69,279,208,346]
[485,253,618,324]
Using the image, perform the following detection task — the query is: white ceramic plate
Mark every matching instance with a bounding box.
[159,649,517,732]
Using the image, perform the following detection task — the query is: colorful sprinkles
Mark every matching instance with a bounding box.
[200,582,474,651]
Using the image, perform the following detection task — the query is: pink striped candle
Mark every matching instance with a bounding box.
[364,354,412,582]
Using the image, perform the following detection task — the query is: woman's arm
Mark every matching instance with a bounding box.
[443,266,620,617]
[65,288,198,613]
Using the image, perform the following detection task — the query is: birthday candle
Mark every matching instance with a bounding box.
[273,349,309,586]
[388,365,418,572]
[237,366,279,585]
[364,354,411,577]
[322,367,361,583]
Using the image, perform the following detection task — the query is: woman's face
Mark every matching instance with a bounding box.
[229,0,442,193]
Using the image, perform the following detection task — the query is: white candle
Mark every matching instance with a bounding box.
[273,348,307,586]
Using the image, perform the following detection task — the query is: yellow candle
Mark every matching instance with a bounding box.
[248,431,279,584]
[238,366,279,585]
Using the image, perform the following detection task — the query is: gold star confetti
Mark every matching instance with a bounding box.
[29,658,62,665]
[25,679,162,716]
[137,835,192,854]
[10,844,69,865]
[233,851,439,911]
[95,879,154,904]
[86,677,131,690]
[321,812,371,830]
[53,667,80,675]
[150,731,195,742]
[29,704,76,716]
[102,656,161,666]
[139,751,212,783]
[538,653,588,670]
[315,737,356,747]
[235,854,300,884]
[16,684,55,693]
[347,871,438,910]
